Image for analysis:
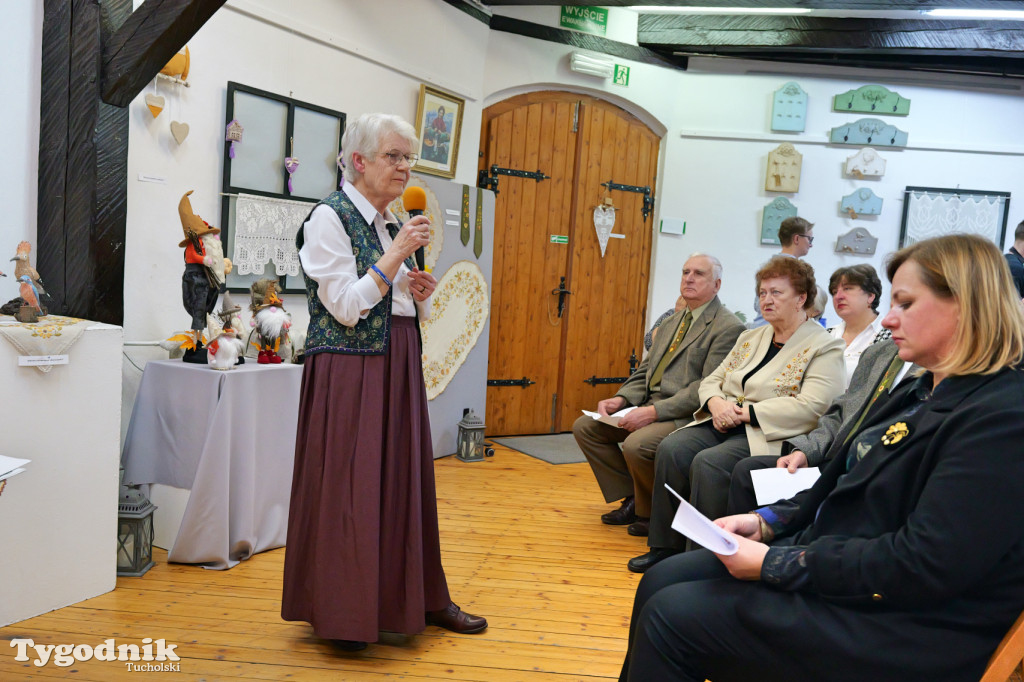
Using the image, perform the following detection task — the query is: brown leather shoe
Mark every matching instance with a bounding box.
[601,495,637,525]
[426,602,487,634]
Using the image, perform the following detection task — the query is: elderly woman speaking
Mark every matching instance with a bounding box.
[619,234,1024,681]
[282,113,485,649]
[629,256,844,573]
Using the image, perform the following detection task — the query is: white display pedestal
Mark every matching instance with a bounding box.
[0,322,123,627]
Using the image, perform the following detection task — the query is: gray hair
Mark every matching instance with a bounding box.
[340,113,419,182]
[687,252,723,281]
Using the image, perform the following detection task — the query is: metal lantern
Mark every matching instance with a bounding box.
[117,468,157,577]
[456,409,488,462]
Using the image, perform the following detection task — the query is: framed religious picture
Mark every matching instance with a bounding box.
[413,84,464,179]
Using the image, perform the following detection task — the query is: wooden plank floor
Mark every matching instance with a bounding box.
[0,447,646,681]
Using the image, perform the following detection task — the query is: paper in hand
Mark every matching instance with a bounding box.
[581,406,637,428]
[664,484,738,555]
[750,467,821,506]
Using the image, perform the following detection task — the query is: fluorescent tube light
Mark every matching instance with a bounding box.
[922,9,1024,19]
[630,6,813,14]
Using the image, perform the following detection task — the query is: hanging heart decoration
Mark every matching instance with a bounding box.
[284,157,300,194]
[170,121,190,144]
[145,94,165,118]
[593,205,616,257]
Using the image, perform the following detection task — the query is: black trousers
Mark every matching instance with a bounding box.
[182,263,218,330]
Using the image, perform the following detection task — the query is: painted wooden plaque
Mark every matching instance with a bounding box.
[833,85,910,116]
[830,118,908,147]
[771,81,807,132]
[835,227,879,255]
[845,147,886,178]
[761,197,798,246]
[841,188,883,217]
[765,143,802,193]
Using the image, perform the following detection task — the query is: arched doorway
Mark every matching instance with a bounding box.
[480,91,661,435]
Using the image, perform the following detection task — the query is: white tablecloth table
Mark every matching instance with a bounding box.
[122,360,302,569]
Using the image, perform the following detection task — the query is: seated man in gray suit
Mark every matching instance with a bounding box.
[573,254,744,536]
[726,338,913,514]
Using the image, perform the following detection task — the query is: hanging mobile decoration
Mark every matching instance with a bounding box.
[170,121,190,145]
[593,196,619,258]
[284,138,299,194]
[461,186,471,247]
[158,46,191,86]
[225,119,244,158]
[145,93,165,118]
[336,149,345,188]
[474,187,484,259]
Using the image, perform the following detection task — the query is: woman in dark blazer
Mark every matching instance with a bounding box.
[619,233,1024,682]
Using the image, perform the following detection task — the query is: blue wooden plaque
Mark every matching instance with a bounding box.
[761,197,798,246]
[833,85,910,116]
[830,118,908,147]
[841,188,883,217]
[771,82,807,132]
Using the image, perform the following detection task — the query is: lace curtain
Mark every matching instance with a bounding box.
[232,193,315,276]
[903,191,1008,246]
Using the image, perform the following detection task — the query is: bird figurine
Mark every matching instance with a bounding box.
[10,241,45,295]
[206,314,245,371]
[18,275,42,314]
[248,278,292,364]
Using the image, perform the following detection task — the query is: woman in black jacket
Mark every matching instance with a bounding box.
[620,233,1024,682]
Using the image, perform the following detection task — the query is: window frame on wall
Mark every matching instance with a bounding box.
[220,81,346,294]
[899,186,1011,249]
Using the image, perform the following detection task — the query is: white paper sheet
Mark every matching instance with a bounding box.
[581,406,637,428]
[665,484,738,555]
[751,466,821,506]
[0,455,30,480]
[0,468,26,482]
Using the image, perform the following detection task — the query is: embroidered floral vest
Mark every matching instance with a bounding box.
[297,191,414,356]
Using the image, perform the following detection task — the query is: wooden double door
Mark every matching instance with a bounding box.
[480,92,660,435]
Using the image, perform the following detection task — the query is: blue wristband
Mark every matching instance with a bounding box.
[370,264,392,288]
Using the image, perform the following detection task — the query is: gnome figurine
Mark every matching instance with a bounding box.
[178,190,222,363]
[248,278,291,364]
[215,292,245,366]
[206,314,245,371]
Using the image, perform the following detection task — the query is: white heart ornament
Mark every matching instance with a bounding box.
[145,93,164,118]
[170,121,190,144]
[418,260,489,400]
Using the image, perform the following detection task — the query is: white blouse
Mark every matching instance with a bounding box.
[827,316,891,387]
[297,182,430,326]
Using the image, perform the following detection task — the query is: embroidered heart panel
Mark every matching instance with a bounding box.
[419,260,489,400]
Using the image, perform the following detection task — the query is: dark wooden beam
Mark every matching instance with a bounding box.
[639,15,1024,54]
[101,0,226,107]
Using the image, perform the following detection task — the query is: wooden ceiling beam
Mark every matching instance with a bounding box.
[101,0,226,107]
[638,15,1024,55]
[483,0,1024,8]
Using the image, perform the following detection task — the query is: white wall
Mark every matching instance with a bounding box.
[0,0,41,289]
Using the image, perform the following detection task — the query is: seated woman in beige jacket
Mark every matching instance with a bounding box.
[628,256,845,573]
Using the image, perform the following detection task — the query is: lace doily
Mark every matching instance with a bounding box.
[0,315,91,373]
[419,261,489,400]
[232,194,316,277]
[905,192,1004,245]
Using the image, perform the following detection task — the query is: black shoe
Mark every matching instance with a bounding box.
[627,518,650,537]
[333,640,367,652]
[182,343,208,364]
[601,496,637,525]
[627,548,677,574]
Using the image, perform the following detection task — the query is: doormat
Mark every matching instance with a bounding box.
[491,433,586,465]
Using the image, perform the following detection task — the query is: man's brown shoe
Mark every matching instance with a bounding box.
[601,496,637,525]
[426,602,487,634]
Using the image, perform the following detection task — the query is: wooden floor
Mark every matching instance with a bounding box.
[0,447,645,680]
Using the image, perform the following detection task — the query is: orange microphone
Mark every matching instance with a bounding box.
[402,186,428,270]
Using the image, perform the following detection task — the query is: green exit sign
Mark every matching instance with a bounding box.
[613,64,630,87]
[560,6,608,36]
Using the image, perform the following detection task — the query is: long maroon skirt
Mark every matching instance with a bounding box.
[281,316,451,641]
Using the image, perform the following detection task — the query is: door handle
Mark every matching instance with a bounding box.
[551,276,572,317]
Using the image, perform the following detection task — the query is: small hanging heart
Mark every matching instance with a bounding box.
[145,93,165,118]
[170,121,190,144]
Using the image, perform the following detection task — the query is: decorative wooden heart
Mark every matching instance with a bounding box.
[145,94,165,118]
[170,121,190,144]
[419,260,489,400]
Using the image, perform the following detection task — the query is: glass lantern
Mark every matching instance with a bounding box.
[456,409,486,462]
[117,469,157,577]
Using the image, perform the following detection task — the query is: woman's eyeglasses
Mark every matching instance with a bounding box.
[379,151,419,166]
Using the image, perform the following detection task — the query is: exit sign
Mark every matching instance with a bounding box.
[560,6,608,36]
[613,64,630,87]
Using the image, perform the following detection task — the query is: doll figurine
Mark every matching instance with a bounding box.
[206,313,245,370]
[248,278,291,364]
[178,190,225,363]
